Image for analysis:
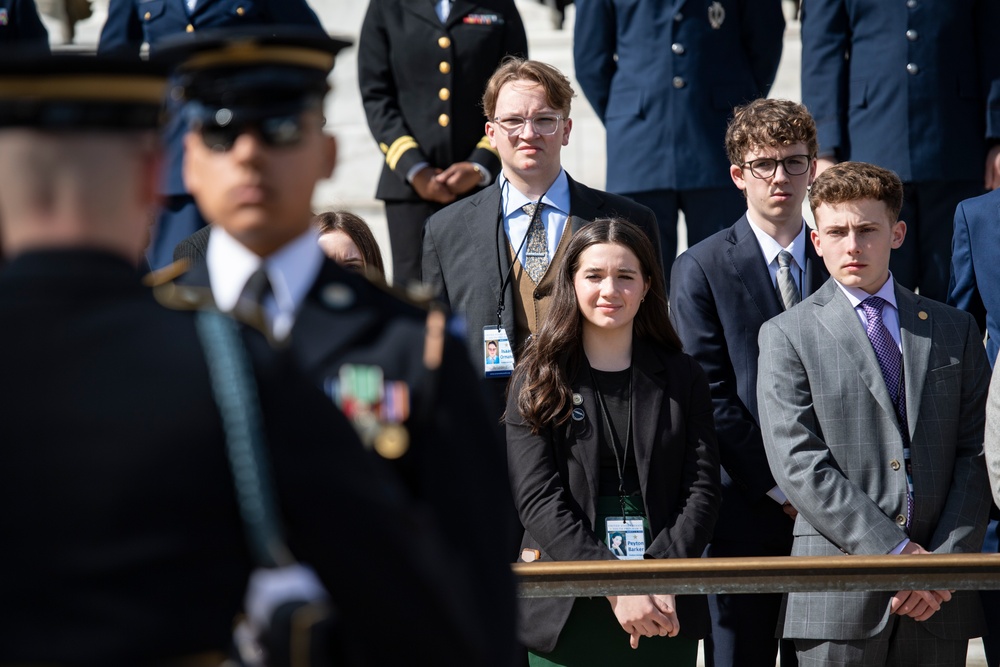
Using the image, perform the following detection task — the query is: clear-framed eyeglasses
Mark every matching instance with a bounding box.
[741,154,813,179]
[492,114,565,137]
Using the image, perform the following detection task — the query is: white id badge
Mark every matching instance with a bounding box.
[483,326,514,378]
[606,518,646,560]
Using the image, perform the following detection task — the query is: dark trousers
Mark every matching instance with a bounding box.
[706,539,798,667]
[387,199,441,287]
[624,187,746,292]
[892,180,985,303]
[147,194,208,270]
[794,614,967,666]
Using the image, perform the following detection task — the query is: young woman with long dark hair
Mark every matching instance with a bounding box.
[506,218,720,665]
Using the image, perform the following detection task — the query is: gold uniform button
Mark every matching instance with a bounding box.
[438,114,450,127]
[186,24,194,32]
[438,36,451,48]
[144,11,151,19]
[439,61,451,74]
[896,514,907,526]
[438,88,450,101]
[918,311,928,320]
[236,6,245,15]
[890,459,901,471]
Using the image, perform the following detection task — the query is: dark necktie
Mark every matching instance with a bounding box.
[233,267,273,333]
[523,202,548,283]
[776,250,800,310]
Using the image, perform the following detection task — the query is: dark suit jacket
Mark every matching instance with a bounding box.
[505,339,720,652]
[172,251,518,666]
[670,215,827,544]
[359,0,526,202]
[949,187,1000,366]
[421,173,660,413]
[759,279,991,640]
[0,0,49,45]
[801,0,1000,182]
[574,0,784,193]
[0,250,485,664]
[97,0,324,195]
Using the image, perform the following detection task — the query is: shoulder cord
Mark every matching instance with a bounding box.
[195,309,294,569]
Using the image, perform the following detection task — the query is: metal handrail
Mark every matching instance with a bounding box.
[514,553,1000,598]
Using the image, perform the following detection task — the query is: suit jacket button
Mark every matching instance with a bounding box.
[896,514,906,526]
[905,29,918,41]
[671,43,685,55]
[186,24,194,32]
[439,61,451,74]
[906,63,919,75]
[672,76,686,89]
[236,6,245,16]
[438,36,451,48]
[890,459,901,471]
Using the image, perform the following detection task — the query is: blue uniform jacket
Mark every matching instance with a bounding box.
[801,0,1000,183]
[573,0,784,194]
[949,187,1000,366]
[97,0,324,195]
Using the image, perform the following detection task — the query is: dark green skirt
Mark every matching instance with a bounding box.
[528,496,697,667]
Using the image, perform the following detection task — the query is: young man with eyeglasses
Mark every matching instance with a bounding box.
[161,27,518,666]
[669,98,826,667]
[422,58,660,424]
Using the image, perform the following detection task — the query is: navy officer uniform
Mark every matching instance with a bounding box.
[801,0,1000,302]
[97,0,324,271]
[359,0,527,285]
[163,27,519,667]
[0,49,478,666]
[573,0,785,287]
[0,0,49,45]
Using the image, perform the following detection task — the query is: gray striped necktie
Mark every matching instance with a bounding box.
[776,250,800,310]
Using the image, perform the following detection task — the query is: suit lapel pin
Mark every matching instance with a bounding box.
[321,282,355,310]
[572,393,584,406]
[708,1,725,29]
[918,311,928,320]
[571,407,585,422]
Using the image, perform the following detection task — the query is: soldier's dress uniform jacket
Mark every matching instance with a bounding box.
[0,0,49,45]
[169,234,519,667]
[0,249,482,664]
[359,0,527,203]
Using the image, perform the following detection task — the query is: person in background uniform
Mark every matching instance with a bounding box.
[573,0,785,289]
[97,0,324,271]
[946,186,1000,667]
[670,98,824,667]
[422,58,660,423]
[0,0,49,47]
[0,50,481,665]
[359,0,527,286]
[800,0,1000,302]
[162,27,517,666]
[759,162,991,666]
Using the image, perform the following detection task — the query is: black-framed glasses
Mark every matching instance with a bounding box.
[196,113,307,152]
[492,114,564,137]
[741,154,813,179]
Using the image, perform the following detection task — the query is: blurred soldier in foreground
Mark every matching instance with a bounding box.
[165,27,517,665]
[0,51,484,665]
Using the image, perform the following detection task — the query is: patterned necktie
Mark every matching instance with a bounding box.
[776,250,800,310]
[233,267,273,333]
[860,296,906,426]
[523,202,549,283]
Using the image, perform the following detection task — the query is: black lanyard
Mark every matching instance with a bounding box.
[590,366,633,521]
[493,179,549,330]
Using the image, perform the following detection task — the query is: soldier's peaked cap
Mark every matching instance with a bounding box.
[158,26,352,120]
[0,52,167,130]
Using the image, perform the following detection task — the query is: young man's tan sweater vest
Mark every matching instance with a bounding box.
[508,217,573,352]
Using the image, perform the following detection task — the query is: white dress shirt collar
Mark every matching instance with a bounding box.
[206,225,325,340]
[746,212,808,274]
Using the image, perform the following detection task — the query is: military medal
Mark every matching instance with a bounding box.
[327,364,411,458]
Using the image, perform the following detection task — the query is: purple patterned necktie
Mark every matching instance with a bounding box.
[861,296,912,529]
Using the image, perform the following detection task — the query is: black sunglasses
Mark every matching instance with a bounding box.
[196,113,306,152]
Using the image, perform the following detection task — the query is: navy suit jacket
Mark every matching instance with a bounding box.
[0,0,49,45]
[669,215,828,543]
[801,0,1000,183]
[573,0,784,193]
[949,187,1000,366]
[97,0,324,195]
